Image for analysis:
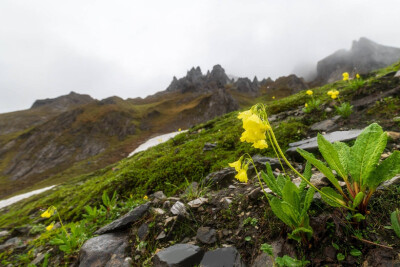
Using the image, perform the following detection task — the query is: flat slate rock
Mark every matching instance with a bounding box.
[95,202,150,235]
[203,168,236,188]
[153,244,204,267]
[310,115,340,131]
[286,129,362,158]
[200,247,246,267]
[196,227,216,244]
[79,232,129,267]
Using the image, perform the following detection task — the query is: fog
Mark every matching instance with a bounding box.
[1,0,400,113]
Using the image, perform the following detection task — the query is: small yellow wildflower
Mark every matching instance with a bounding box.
[328,89,339,99]
[143,195,148,200]
[130,194,133,198]
[235,169,248,183]
[229,158,242,172]
[342,72,349,81]
[41,206,57,218]
[178,128,182,132]
[356,73,360,79]
[272,96,275,99]
[46,222,55,231]
[306,90,313,95]
[305,103,308,108]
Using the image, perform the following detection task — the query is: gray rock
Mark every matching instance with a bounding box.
[248,155,286,175]
[0,237,22,251]
[203,143,217,151]
[395,70,400,77]
[377,175,400,190]
[187,198,208,208]
[156,231,166,240]
[0,230,10,238]
[137,223,149,241]
[200,247,245,267]
[153,244,204,267]
[79,232,129,267]
[196,227,216,244]
[95,202,150,235]
[204,168,236,188]
[310,116,341,131]
[30,253,45,266]
[286,129,362,159]
[152,191,167,201]
[171,201,187,216]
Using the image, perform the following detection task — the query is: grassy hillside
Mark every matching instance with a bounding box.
[0,61,399,266]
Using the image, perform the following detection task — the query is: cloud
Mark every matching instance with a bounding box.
[1,0,400,113]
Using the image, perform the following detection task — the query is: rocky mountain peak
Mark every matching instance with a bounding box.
[30,91,94,111]
[316,37,400,84]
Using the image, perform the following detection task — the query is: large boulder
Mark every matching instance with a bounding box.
[153,244,204,267]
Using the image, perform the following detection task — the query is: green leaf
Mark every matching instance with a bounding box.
[332,141,350,177]
[299,161,312,201]
[320,187,346,208]
[282,180,300,212]
[317,134,348,181]
[352,213,366,222]
[349,123,387,186]
[269,197,293,227]
[297,148,342,192]
[261,163,282,197]
[332,243,339,250]
[350,249,362,257]
[367,151,400,189]
[290,227,313,236]
[300,187,315,218]
[337,253,345,261]
[260,243,274,256]
[281,201,300,226]
[352,192,365,209]
[391,209,400,238]
[275,255,309,267]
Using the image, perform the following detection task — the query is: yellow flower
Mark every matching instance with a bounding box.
[329,90,339,99]
[229,158,242,172]
[306,90,313,95]
[178,128,182,132]
[41,206,56,218]
[252,139,268,149]
[237,110,253,120]
[46,222,55,231]
[331,93,338,99]
[143,195,148,200]
[342,72,349,81]
[272,96,275,99]
[305,103,308,108]
[235,169,248,183]
[356,73,360,79]
[327,90,333,96]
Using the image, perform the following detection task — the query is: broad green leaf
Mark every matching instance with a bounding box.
[366,151,400,189]
[261,165,282,197]
[275,255,309,267]
[349,123,387,186]
[352,192,365,209]
[350,249,362,257]
[300,188,315,218]
[281,201,300,226]
[332,141,350,177]
[299,161,312,199]
[391,209,400,238]
[297,148,342,192]
[276,174,287,191]
[318,134,348,180]
[269,197,293,227]
[282,180,300,211]
[320,187,346,208]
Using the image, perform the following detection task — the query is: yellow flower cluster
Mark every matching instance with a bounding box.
[306,90,313,95]
[46,222,55,231]
[342,72,349,81]
[356,73,360,79]
[229,157,248,183]
[327,90,339,99]
[305,103,308,108]
[143,195,148,200]
[237,110,269,149]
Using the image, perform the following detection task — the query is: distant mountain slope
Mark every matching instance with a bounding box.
[316,37,400,83]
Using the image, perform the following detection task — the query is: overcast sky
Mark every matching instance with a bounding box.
[1,0,400,113]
